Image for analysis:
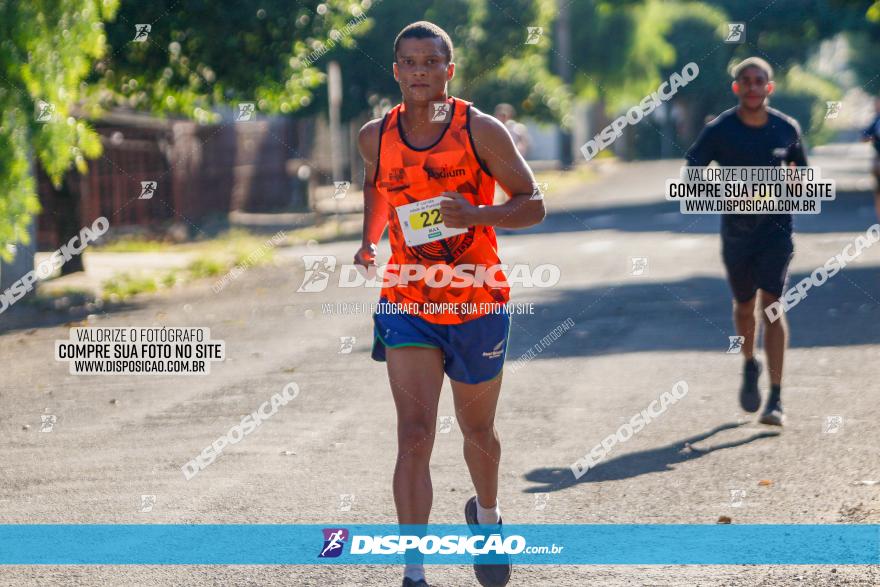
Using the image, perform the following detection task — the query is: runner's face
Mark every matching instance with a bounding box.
[733,67,773,111]
[393,37,453,103]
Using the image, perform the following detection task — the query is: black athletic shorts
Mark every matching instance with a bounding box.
[721,233,794,303]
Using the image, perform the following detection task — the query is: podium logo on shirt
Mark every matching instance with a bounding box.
[425,166,466,180]
[772,147,788,159]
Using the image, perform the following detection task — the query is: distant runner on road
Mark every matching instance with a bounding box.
[860,96,880,221]
[686,57,808,427]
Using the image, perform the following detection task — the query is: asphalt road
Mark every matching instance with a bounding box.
[0,148,878,586]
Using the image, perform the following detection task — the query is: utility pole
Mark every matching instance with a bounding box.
[327,61,344,182]
[327,61,343,224]
[555,0,573,169]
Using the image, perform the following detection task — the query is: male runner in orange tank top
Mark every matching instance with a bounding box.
[354,21,545,587]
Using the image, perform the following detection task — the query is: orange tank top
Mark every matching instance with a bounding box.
[374,96,509,324]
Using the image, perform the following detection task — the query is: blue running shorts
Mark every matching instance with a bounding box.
[371,298,511,384]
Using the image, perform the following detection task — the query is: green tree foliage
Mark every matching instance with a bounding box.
[710,0,864,68]
[773,66,843,145]
[658,2,732,125]
[92,0,364,121]
[690,0,856,143]
[297,0,571,124]
[568,0,675,110]
[842,0,880,93]
[4,0,880,258]
[647,0,861,148]
[0,0,117,261]
[0,0,360,260]
[457,0,571,125]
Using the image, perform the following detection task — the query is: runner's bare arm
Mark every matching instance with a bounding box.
[466,108,545,228]
[355,118,388,266]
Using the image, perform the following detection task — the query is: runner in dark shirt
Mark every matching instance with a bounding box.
[687,106,808,239]
[685,57,807,426]
[860,97,880,220]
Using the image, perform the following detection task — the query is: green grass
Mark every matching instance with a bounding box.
[101,273,159,300]
[30,227,299,308]
[80,222,367,305]
[95,237,173,253]
[160,271,178,288]
[233,246,276,268]
[187,256,226,279]
[95,228,285,298]
[95,227,288,254]
[97,245,275,301]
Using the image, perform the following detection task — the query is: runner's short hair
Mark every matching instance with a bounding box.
[494,103,517,118]
[731,57,774,81]
[394,21,454,63]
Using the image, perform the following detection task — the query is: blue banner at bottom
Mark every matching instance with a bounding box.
[0,524,877,565]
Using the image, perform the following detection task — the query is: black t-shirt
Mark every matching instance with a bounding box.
[685,107,808,240]
[861,114,880,156]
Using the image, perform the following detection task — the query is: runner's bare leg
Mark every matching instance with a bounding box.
[451,373,503,510]
[759,291,787,386]
[386,346,445,524]
[733,296,758,360]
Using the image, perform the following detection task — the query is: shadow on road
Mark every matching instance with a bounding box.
[523,422,780,493]
[507,190,878,237]
[509,265,880,357]
[0,299,138,335]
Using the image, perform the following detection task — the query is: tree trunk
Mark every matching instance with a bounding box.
[56,172,84,275]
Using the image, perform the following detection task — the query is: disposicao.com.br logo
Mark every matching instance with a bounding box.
[297,255,560,292]
[317,528,562,558]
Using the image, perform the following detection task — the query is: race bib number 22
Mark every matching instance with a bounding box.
[396,195,468,246]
